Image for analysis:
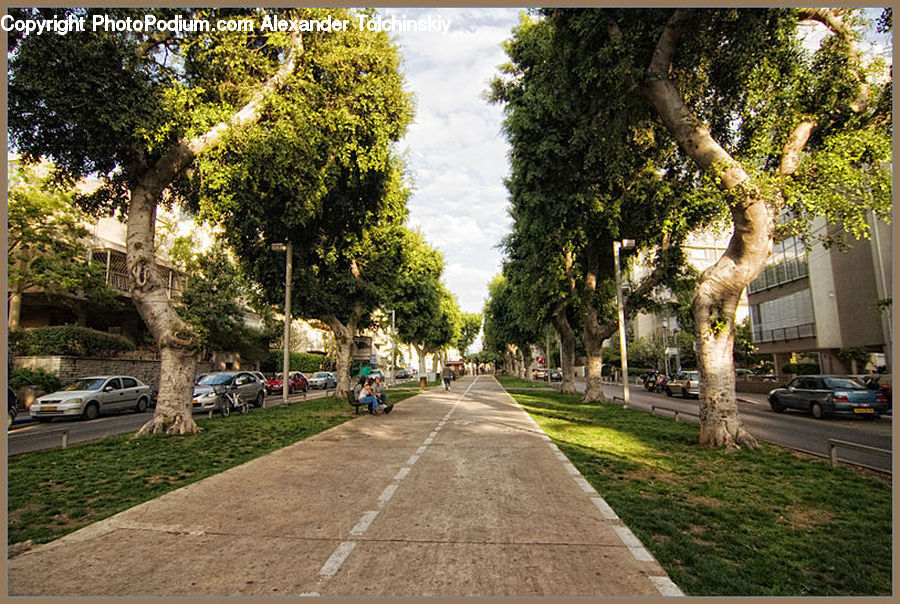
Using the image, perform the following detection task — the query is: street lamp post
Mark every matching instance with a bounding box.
[271,242,292,406]
[390,309,397,383]
[613,239,635,406]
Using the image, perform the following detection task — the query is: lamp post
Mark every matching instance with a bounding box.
[389,309,397,383]
[271,242,292,405]
[613,239,635,406]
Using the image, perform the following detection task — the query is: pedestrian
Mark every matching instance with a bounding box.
[441,365,452,391]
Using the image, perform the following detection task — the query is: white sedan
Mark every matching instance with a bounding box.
[30,376,152,421]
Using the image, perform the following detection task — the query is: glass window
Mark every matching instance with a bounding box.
[105,378,123,391]
[122,378,138,388]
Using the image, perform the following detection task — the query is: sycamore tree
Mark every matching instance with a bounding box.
[8,7,409,434]
[386,229,446,376]
[7,166,119,331]
[492,14,705,401]
[482,273,538,379]
[454,312,483,360]
[543,8,891,448]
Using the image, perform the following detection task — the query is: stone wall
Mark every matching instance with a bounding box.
[12,356,219,390]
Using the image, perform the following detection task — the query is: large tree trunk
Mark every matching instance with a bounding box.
[412,343,427,375]
[581,307,610,403]
[7,291,22,332]
[552,307,576,394]
[637,9,764,447]
[131,189,200,436]
[325,313,358,397]
[133,31,304,437]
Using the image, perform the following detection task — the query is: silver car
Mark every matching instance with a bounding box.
[30,376,152,421]
[192,371,266,411]
[665,371,701,398]
[308,371,337,390]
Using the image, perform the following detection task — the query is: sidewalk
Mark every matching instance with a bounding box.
[7,375,682,597]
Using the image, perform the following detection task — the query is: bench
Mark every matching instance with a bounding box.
[347,391,368,414]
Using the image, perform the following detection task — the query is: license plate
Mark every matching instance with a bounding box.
[854,408,874,413]
[42,406,57,412]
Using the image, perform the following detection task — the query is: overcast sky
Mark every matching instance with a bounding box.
[387,7,523,316]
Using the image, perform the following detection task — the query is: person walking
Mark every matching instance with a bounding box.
[441,366,452,391]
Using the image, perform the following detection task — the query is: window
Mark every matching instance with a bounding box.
[121,378,138,388]
[750,289,816,342]
[105,378,122,391]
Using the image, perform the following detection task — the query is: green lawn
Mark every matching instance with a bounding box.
[7,382,422,546]
[496,375,891,597]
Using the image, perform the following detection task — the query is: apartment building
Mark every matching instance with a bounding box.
[747,214,891,375]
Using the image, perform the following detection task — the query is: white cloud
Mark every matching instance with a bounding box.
[390,8,520,317]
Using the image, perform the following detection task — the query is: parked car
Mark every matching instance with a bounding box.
[533,368,548,380]
[395,369,412,380]
[194,371,267,411]
[250,371,266,384]
[265,371,308,395]
[8,387,19,428]
[665,371,701,398]
[735,368,755,378]
[308,371,337,390]
[549,369,563,382]
[368,369,385,381]
[768,375,888,419]
[30,376,152,421]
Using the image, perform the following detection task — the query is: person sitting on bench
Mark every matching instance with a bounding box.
[355,376,393,415]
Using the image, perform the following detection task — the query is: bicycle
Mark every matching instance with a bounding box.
[213,384,250,417]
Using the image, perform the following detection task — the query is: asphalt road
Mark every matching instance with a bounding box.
[560,378,892,473]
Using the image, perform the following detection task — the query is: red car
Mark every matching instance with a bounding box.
[266,372,308,395]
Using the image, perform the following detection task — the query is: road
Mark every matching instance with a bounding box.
[558,378,892,473]
[6,387,339,457]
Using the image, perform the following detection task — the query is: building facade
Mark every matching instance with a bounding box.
[747,214,891,375]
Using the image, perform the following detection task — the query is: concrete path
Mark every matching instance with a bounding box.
[8,375,683,597]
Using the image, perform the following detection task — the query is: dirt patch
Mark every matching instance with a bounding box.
[685,495,725,509]
[781,507,835,530]
[626,467,681,484]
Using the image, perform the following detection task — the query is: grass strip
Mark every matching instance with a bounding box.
[496,375,891,597]
[8,382,424,546]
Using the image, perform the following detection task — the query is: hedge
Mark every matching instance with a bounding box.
[8,368,62,393]
[261,350,326,374]
[9,326,135,357]
[781,362,821,375]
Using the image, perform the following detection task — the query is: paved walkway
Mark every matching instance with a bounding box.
[8,375,682,597]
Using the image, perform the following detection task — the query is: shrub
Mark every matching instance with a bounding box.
[261,350,326,374]
[9,326,135,357]
[781,362,820,375]
[9,368,62,393]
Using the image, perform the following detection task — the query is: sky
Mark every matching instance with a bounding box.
[379,7,891,321]
[386,7,524,315]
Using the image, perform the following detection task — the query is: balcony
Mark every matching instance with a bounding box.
[751,322,816,343]
[91,248,184,300]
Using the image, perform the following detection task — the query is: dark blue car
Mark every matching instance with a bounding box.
[768,375,888,419]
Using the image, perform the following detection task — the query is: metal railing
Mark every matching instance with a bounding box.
[827,438,891,471]
[752,322,816,343]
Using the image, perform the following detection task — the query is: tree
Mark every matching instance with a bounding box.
[386,229,446,375]
[7,165,118,331]
[454,313,483,359]
[8,7,312,434]
[482,274,538,379]
[492,14,703,401]
[174,246,275,364]
[545,8,891,448]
